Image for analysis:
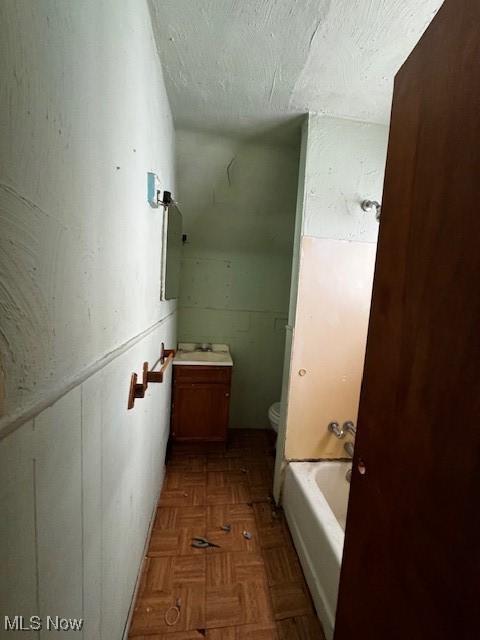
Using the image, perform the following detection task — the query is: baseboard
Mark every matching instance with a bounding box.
[122,464,166,640]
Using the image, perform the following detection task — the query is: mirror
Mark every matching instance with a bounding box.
[161,204,183,300]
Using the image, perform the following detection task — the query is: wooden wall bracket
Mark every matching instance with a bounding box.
[147,350,176,384]
[127,372,145,410]
[127,348,176,410]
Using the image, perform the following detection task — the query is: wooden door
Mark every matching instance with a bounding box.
[334,2,480,639]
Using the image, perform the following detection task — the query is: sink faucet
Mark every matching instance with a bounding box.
[198,342,212,352]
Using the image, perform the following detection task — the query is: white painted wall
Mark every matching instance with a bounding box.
[0,319,175,640]
[176,129,298,427]
[0,0,175,422]
[0,1,175,638]
[302,116,389,242]
[275,114,389,498]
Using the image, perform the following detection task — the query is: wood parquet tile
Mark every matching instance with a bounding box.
[159,485,206,507]
[154,506,207,530]
[207,457,243,472]
[206,484,251,505]
[249,484,273,503]
[148,527,207,557]
[166,470,207,489]
[270,582,313,621]
[167,454,207,472]
[252,502,285,529]
[263,546,304,586]
[204,523,260,554]
[129,633,205,640]
[247,466,275,487]
[206,579,273,628]
[244,456,275,471]
[207,470,248,487]
[129,587,205,636]
[129,430,325,640]
[141,556,206,596]
[276,616,326,639]
[206,552,266,586]
[206,622,279,639]
[206,503,255,527]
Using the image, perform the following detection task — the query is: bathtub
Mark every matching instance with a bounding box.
[283,461,350,640]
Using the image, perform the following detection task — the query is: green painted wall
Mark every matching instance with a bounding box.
[176,129,299,427]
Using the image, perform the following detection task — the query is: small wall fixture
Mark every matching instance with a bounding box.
[147,172,174,209]
[147,171,161,208]
[361,199,381,221]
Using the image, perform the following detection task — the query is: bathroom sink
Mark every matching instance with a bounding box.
[173,343,233,367]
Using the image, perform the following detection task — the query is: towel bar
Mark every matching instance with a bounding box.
[127,345,176,410]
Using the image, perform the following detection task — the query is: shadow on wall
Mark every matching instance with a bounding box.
[176,128,301,428]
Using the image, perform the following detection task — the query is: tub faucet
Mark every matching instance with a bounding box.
[343,421,356,437]
[328,422,346,439]
[344,441,354,457]
[328,421,357,439]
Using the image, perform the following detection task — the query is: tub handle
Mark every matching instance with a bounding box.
[328,422,346,439]
[343,421,356,436]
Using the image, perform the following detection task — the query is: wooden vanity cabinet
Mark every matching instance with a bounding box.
[170,365,232,442]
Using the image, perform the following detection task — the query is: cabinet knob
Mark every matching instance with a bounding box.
[225,393,230,397]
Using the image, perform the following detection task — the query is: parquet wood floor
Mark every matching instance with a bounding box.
[128,430,325,639]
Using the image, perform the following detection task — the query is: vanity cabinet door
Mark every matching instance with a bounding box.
[171,370,231,441]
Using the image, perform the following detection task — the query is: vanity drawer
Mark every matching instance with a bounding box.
[173,365,232,384]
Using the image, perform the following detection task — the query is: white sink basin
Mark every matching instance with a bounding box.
[173,343,233,367]
[175,351,229,363]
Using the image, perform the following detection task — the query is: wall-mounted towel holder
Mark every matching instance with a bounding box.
[146,349,176,383]
[127,343,176,409]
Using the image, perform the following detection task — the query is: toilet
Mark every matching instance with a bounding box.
[268,402,281,433]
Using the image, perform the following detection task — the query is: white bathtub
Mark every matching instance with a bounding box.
[283,461,350,640]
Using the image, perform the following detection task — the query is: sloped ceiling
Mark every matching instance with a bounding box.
[149,0,443,138]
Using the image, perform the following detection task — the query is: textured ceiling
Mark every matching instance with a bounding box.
[149,0,443,139]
